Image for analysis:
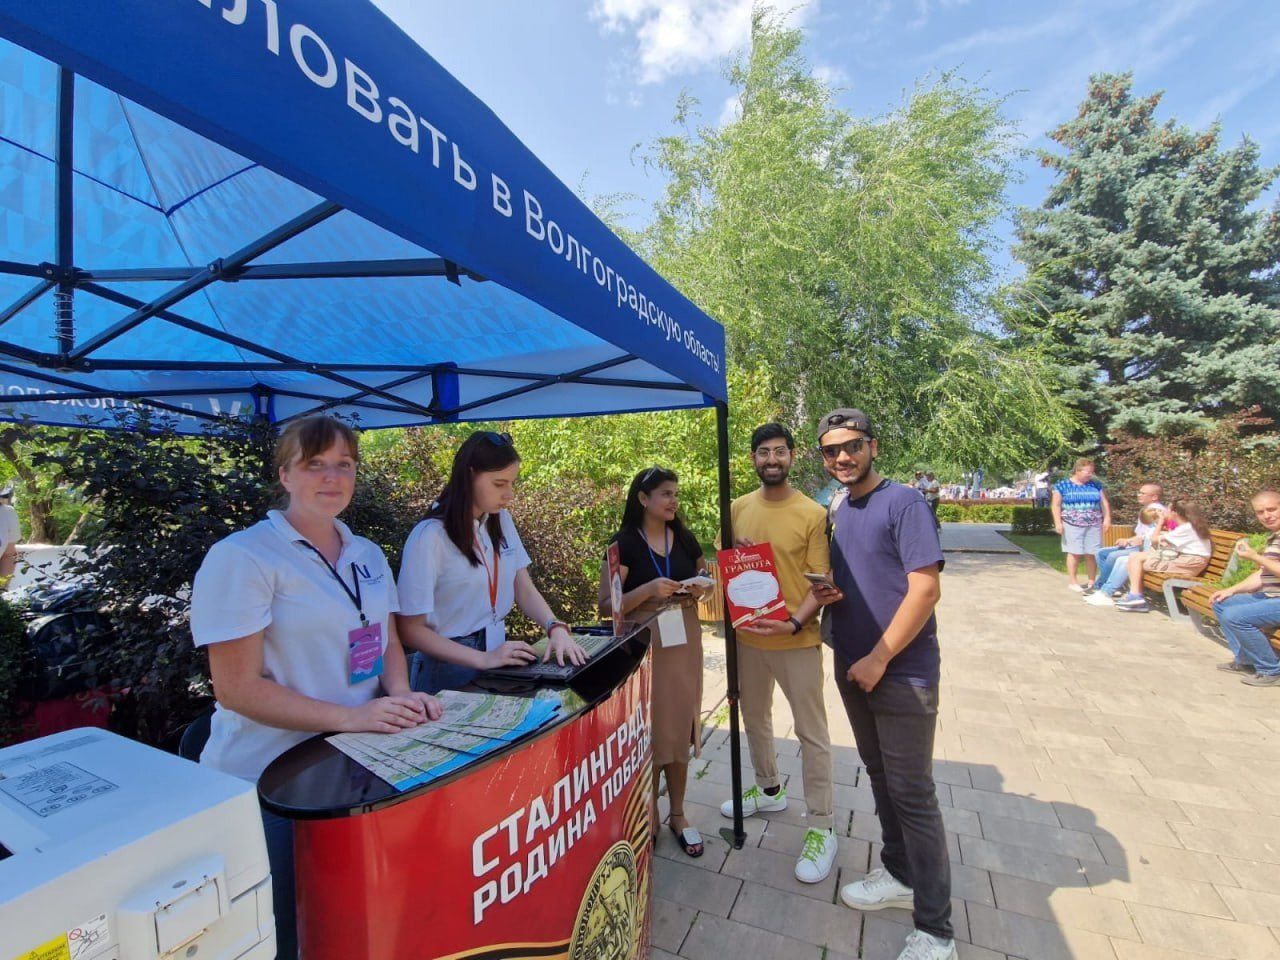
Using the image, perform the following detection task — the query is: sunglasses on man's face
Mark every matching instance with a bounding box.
[819,437,871,460]
[479,431,513,446]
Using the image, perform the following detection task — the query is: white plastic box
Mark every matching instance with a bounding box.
[0,728,274,960]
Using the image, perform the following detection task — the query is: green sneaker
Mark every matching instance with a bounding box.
[720,784,787,818]
[795,827,837,883]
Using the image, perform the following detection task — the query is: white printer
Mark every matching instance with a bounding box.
[0,728,274,960]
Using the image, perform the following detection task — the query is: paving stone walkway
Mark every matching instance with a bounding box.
[654,549,1280,960]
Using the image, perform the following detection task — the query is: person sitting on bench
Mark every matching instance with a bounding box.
[1211,489,1280,687]
[1114,500,1212,613]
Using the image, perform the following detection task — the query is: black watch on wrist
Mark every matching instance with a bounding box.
[787,616,803,635]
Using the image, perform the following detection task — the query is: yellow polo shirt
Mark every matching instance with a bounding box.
[729,488,830,650]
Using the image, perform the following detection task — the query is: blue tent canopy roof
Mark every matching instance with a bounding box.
[0,1,727,431]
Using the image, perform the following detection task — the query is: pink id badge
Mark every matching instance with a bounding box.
[348,622,384,685]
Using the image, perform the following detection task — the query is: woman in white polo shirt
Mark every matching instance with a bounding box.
[397,430,587,693]
[190,414,441,960]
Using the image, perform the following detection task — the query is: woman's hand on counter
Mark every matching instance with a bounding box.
[343,695,434,734]
[546,626,587,666]
[483,640,539,670]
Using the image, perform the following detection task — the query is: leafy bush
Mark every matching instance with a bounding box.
[1105,408,1279,532]
[45,413,609,745]
[0,595,30,745]
[936,504,962,522]
[963,504,1016,523]
[1011,507,1054,535]
[1218,533,1271,590]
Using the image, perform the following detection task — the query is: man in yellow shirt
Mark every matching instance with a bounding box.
[721,423,836,883]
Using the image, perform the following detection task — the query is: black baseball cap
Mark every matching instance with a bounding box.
[817,408,874,442]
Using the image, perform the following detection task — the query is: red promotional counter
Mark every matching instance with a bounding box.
[259,624,654,960]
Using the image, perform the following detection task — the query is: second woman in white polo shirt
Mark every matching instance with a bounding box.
[397,430,587,693]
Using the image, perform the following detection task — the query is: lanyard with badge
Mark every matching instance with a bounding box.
[475,529,506,651]
[646,529,686,649]
[301,543,384,685]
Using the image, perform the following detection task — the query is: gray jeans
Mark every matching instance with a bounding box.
[834,664,952,940]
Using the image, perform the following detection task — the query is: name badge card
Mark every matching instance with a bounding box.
[655,606,686,648]
[348,622,384,684]
[484,620,506,651]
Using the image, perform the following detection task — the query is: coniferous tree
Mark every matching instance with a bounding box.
[1014,73,1280,439]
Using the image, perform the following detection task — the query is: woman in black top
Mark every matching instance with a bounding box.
[599,466,711,856]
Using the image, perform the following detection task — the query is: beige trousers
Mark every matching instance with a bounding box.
[738,642,833,830]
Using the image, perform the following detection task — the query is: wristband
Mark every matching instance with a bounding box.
[544,618,570,637]
[787,616,803,635]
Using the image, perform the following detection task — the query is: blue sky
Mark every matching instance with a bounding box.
[372,0,1280,282]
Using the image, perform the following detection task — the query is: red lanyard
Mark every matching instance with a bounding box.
[475,530,500,620]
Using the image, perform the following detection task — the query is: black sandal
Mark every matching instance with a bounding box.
[669,823,704,858]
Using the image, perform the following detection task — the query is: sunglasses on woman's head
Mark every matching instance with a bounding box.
[819,437,870,460]
[479,431,513,446]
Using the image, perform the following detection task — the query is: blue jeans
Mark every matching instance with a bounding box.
[410,630,485,693]
[261,806,296,960]
[1214,594,1280,675]
[1096,546,1138,592]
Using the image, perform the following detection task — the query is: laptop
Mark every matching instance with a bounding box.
[482,630,627,682]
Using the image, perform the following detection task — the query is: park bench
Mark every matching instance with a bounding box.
[1105,524,1280,653]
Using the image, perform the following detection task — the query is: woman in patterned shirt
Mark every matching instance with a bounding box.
[1051,458,1112,592]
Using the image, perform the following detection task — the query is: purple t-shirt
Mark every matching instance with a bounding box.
[829,480,945,686]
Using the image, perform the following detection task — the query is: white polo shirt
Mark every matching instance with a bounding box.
[190,510,399,782]
[398,510,531,644]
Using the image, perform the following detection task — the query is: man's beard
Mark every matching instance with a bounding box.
[837,460,873,488]
[757,465,789,487]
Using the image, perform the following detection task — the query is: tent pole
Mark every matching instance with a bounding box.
[54,67,75,357]
[714,400,747,850]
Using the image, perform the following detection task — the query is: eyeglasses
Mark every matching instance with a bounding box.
[819,437,870,460]
[478,431,513,446]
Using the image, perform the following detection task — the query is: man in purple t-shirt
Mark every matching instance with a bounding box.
[811,408,954,960]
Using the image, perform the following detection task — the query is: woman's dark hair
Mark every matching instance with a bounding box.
[428,431,520,566]
[1169,499,1211,540]
[618,466,700,556]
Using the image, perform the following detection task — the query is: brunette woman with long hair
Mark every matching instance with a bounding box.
[397,430,585,693]
[1114,499,1213,613]
[599,466,713,857]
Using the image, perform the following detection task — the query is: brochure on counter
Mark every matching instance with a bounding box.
[327,690,562,791]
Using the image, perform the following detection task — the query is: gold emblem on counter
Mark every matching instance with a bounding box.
[568,841,639,960]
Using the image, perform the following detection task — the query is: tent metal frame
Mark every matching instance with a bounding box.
[0,60,751,849]
[0,66,702,428]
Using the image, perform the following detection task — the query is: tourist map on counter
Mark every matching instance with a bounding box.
[327,690,561,791]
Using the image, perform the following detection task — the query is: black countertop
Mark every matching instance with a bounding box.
[258,620,653,820]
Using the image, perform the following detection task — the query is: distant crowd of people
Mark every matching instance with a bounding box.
[1047,456,1280,687]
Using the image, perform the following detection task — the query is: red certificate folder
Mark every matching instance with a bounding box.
[715,543,789,629]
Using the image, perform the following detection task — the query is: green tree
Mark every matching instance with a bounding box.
[1013,72,1280,439]
[629,12,1077,476]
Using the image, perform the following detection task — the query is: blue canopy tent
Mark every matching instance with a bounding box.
[0,0,750,844]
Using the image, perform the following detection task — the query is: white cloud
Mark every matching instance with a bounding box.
[918,11,1077,64]
[1012,0,1211,143]
[591,0,818,84]
[813,63,851,89]
[718,93,743,126]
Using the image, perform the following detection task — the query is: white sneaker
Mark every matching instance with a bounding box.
[720,784,787,818]
[794,827,837,883]
[1083,591,1115,606]
[839,867,914,911]
[1067,583,1086,593]
[897,929,957,960]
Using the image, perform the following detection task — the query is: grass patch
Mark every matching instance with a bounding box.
[1000,532,1067,573]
